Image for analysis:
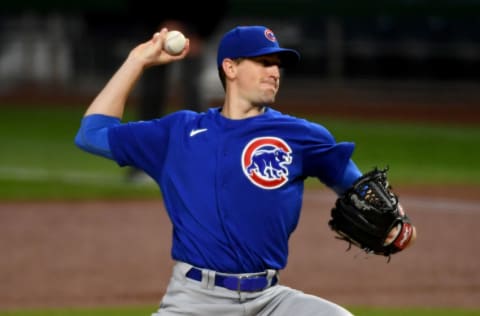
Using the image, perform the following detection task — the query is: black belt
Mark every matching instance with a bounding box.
[186,267,278,292]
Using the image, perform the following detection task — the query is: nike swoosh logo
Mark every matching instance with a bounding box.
[189,128,208,137]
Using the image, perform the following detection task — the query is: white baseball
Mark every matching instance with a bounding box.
[164,30,186,55]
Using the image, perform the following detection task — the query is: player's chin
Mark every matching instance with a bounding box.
[259,91,277,104]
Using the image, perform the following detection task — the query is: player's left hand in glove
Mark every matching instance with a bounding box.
[328,167,415,259]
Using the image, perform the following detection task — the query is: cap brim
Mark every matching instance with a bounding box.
[244,47,300,68]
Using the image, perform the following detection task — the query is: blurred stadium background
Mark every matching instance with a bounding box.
[1,2,480,313]
[1,0,480,117]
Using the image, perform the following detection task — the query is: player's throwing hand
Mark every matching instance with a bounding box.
[128,28,190,69]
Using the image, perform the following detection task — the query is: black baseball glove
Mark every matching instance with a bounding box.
[328,167,414,258]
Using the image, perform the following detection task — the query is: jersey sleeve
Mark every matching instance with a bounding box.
[107,111,190,177]
[74,114,121,160]
[331,159,362,195]
[302,122,356,189]
[108,119,168,175]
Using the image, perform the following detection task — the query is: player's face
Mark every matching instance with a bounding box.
[235,55,282,105]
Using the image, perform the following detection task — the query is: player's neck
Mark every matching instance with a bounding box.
[221,101,265,120]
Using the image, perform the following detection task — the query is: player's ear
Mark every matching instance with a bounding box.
[222,58,237,78]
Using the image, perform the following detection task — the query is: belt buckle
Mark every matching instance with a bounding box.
[237,273,269,292]
[237,274,247,292]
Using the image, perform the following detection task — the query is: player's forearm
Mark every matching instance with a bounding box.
[83,29,189,119]
[84,55,145,118]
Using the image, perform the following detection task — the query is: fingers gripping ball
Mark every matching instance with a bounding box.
[164,30,186,55]
[328,167,414,259]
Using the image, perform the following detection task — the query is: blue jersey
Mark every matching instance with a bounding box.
[108,107,355,273]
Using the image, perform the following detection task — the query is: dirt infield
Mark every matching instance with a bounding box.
[1,186,479,310]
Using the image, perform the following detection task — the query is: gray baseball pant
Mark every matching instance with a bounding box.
[151,261,353,316]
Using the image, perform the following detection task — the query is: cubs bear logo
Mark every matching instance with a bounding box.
[242,137,292,189]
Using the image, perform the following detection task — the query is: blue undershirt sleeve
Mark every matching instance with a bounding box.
[74,114,121,160]
[331,159,362,196]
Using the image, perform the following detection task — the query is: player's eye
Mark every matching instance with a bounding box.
[250,56,281,67]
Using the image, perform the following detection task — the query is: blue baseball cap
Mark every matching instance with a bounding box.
[217,26,300,68]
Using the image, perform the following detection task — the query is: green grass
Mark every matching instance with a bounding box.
[1,305,479,315]
[321,117,480,185]
[0,305,155,316]
[1,105,479,200]
[352,306,480,316]
[0,105,160,200]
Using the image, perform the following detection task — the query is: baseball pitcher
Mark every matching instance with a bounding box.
[75,25,416,316]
